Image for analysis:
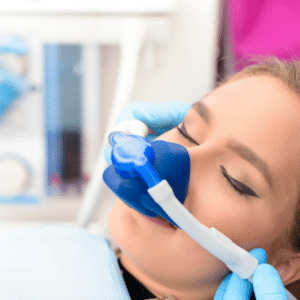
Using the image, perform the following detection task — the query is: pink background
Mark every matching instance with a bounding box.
[228,0,300,70]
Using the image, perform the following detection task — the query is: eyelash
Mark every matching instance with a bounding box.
[176,126,259,198]
[221,165,259,198]
[176,125,198,144]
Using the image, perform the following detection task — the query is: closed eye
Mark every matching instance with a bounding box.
[221,165,259,198]
[176,125,258,198]
[176,124,199,145]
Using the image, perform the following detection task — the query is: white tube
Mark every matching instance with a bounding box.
[148,180,257,279]
[148,180,297,299]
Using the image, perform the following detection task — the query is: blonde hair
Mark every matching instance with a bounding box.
[219,57,300,252]
[220,57,300,93]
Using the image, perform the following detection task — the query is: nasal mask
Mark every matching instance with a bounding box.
[103,119,296,300]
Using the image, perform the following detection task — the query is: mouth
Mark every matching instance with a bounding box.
[157,217,178,230]
[141,214,177,230]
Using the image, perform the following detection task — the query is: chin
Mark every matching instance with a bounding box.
[108,199,227,282]
[108,199,147,252]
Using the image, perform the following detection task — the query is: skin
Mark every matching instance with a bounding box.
[109,75,300,300]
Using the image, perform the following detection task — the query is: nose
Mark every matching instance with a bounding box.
[181,140,222,206]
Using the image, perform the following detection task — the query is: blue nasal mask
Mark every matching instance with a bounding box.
[103,133,190,227]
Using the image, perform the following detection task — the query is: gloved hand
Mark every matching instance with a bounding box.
[104,101,191,164]
[214,248,288,300]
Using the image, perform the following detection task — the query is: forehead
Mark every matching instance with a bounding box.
[208,75,297,112]
[202,76,300,139]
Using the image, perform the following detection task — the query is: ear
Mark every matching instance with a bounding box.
[273,249,300,286]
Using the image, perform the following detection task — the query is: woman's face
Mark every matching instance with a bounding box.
[109,76,300,299]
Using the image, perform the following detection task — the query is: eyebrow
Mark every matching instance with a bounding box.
[191,101,273,187]
[226,139,272,187]
[192,101,211,124]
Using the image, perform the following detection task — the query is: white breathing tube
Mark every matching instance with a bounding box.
[148,181,258,279]
[107,119,297,300]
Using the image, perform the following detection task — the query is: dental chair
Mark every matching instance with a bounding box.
[0,224,131,299]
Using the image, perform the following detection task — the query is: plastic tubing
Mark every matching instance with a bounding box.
[148,180,258,279]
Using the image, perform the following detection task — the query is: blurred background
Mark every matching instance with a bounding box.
[0,0,220,235]
[0,0,299,236]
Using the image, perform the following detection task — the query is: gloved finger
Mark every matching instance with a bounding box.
[253,264,288,300]
[249,248,268,264]
[223,273,253,300]
[115,102,140,124]
[113,101,191,141]
[115,101,177,124]
[214,273,233,300]
[214,248,267,300]
[133,102,191,131]
[224,248,267,300]
[107,102,191,162]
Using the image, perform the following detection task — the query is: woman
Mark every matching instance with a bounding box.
[107,59,300,299]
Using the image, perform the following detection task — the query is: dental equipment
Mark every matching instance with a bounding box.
[103,126,297,300]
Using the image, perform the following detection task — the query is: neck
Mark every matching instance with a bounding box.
[120,253,220,300]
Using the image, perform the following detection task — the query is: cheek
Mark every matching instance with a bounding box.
[108,199,126,245]
[185,165,287,251]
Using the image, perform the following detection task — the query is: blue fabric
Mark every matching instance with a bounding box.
[0,224,130,300]
[103,140,190,227]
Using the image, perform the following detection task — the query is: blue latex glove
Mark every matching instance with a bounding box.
[0,35,30,120]
[104,101,191,164]
[0,69,30,119]
[214,248,288,300]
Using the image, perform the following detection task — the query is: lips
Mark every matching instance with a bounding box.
[143,215,177,230]
[137,209,178,230]
[156,217,178,230]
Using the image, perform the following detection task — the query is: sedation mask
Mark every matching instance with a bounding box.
[103,133,190,227]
